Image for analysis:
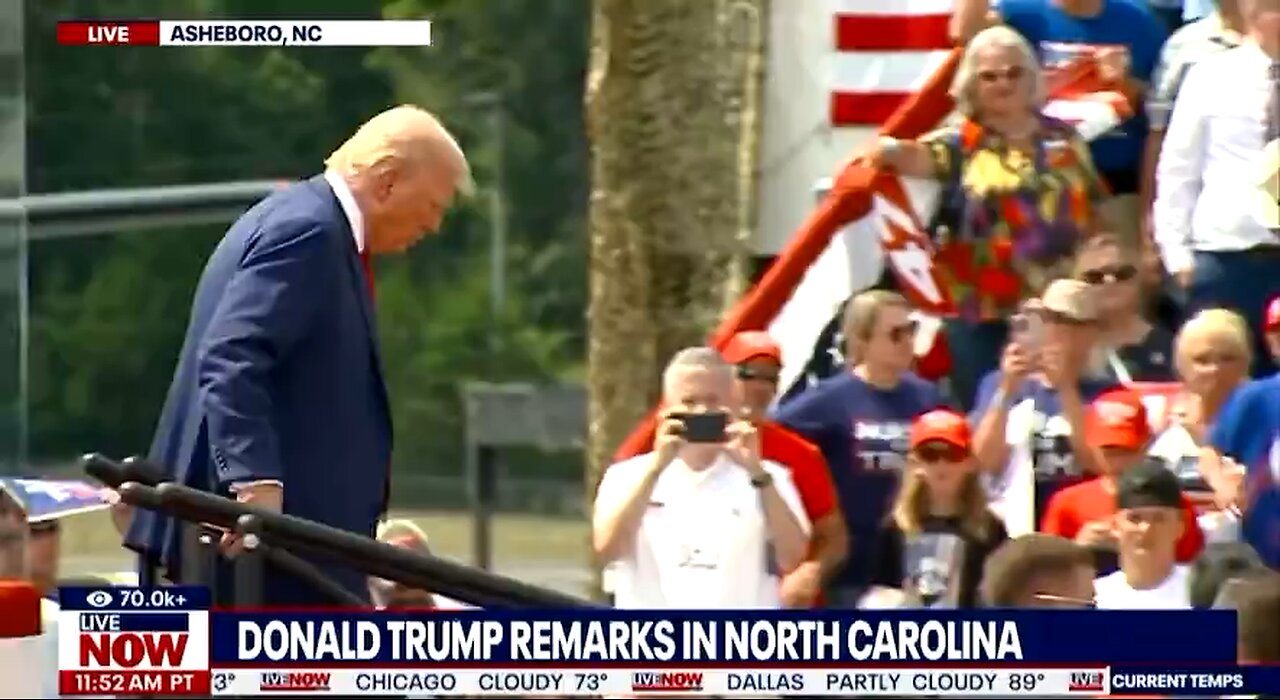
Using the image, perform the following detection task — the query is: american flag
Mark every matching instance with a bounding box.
[830,0,955,126]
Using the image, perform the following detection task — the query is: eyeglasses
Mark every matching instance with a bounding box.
[735,365,780,383]
[978,66,1026,84]
[1079,264,1138,285]
[913,442,969,463]
[1032,593,1097,609]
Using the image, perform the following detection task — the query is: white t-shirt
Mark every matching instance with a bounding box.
[1094,564,1192,609]
[594,452,810,609]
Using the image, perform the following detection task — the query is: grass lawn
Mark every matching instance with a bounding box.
[57,508,594,593]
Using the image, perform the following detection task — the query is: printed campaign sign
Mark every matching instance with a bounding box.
[0,479,113,523]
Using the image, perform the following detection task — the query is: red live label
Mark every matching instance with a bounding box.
[56,22,160,45]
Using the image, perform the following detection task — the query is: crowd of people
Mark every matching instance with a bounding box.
[590,0,1280,665]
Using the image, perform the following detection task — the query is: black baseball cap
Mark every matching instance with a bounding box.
[1115,457,1183,510]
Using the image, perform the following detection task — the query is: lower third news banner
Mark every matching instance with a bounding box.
[56,594,1280,697]
[57,586,211,695]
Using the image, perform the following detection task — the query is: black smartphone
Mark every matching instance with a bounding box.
[672,411,729,443]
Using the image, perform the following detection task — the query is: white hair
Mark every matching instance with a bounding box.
[326,104,474,197]
[949,25,1047,118]
[661,346,732,397]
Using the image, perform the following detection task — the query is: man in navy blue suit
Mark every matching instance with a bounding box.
[125,105,471,604]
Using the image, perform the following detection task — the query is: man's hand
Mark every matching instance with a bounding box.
[1176,268,1194,290]
[1095,46,1131,85]
[1212,457,1246,514]
[652,408,687,474]
[1075,519,1117,548]
[220,482,283,556]
[724,420,763,476]
[779,560,824,608]
[1040,345,1076,390]
[998,342,1034,393]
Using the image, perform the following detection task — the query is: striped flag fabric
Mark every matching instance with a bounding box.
[830,0,955,126]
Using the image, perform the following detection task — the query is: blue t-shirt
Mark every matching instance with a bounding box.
[1208,374,1280,570]
[999,0,1169,176]
[772,372,944,591]
[970,371,1119,520]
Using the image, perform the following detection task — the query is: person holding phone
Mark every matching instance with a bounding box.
[592,347,811,608]
[971,280,1118,537]
[722,331,848,608]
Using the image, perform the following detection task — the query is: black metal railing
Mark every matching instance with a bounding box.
[80,453,596,609]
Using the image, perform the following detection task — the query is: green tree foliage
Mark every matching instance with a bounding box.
[23,0,589,493]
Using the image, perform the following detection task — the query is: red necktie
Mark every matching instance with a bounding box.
[359,250,376,301]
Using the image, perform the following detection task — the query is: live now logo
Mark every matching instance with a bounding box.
[59,609,209,673]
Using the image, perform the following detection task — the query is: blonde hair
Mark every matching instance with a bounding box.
[842,290,910,364]
[1175,308,1254,378]
[891,458,993,541]
[950,25,1047,118]
[325,104,474,196]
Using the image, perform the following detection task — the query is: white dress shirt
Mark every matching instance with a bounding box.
[1153,43,1279,275]
[323,170,366,253]
[232,173,366,494]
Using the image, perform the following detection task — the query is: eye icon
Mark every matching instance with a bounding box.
[86,590,113,608]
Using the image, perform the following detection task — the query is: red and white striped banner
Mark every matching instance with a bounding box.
[830,0,954,126]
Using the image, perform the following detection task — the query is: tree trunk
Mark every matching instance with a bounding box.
[583,0,768,597]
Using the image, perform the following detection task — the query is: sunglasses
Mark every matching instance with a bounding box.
[978,66,1025,83]
[735,365,780,383]
[1079,264,1137,285]
[913,442,968,463]
[1032,593,1097,609]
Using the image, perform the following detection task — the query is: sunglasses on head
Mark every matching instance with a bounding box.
[978,66,1025,83]
[913,442,968,463]
[1079,264,1137,285]
[735,365,780,382]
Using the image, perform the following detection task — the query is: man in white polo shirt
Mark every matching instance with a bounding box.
[593,347,811,608]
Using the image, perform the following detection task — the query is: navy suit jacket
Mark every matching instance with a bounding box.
[126,175,393,603]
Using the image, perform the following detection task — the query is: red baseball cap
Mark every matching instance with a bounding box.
[1265,296,1280,332]
[909,409,972,451]
[722,331,782,364]
[1086,388,1152,450]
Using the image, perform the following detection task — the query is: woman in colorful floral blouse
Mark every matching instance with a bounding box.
[867,25,1109,409]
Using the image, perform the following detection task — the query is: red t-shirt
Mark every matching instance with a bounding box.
[1040,478,1205,563]
[759,421,837,521]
